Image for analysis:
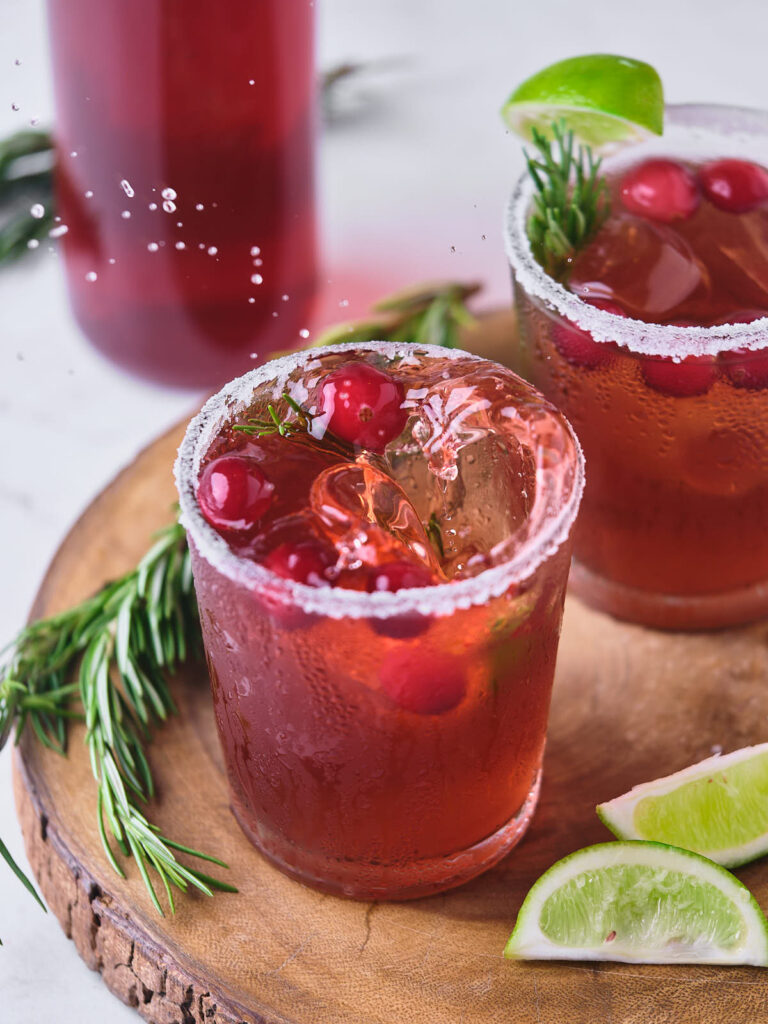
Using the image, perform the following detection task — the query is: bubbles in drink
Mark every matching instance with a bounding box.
[120,179,134,198]
[30,203,45,219]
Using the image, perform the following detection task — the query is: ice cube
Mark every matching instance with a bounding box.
[569,212,711,319]
[309,459,442,574]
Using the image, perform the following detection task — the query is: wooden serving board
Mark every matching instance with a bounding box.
[13,314,768,1024]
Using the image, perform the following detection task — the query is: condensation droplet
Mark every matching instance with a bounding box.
[250,245,261,256]
[147,242,159,252]
[120,179,134,198]
[450,245,456,253]
[11,103,19,112]
[281,293,289,301]
[85,271,98,282]
[198,243,205,249]
[49,224,69,238]
[250,352,258,358]
[29,118,39,126]
[248,79,255,85]
[272,311,279,317]
[208,246,218,256]
[161,187,177,201]
[253,258,263,266]
[299,328,310,339]
[339,298,350,307]
[148,202,158,211]
[84,189,94,199]
[121,210,131,219]
[70,150,78,158]
[175,241,186,250]
[108,258,116,264]
[195,203,204,211]
[14,59,21,66]
[27,239,39,250]
[251,273,263,285]
[30,203,45,219]
[176,221,183,228]
[163,200,176,213]
[248,297,256,304]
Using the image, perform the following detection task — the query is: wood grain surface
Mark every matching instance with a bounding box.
[13,314,768,1024]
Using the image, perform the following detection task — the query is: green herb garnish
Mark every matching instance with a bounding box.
[524,121,610,280]
[0,520,236,930]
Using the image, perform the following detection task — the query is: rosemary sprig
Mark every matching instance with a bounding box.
[234,393,315,439]
[0,520,236,927]
[524,121,610,280]
[314,280,480,350]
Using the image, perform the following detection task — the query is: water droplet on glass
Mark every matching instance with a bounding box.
[339,298,350,307]
[208,246,218,256]
[30,203,45,219]
[49,224,69,238]
[85,271,98,282]
[163,200,176,213]
[175,241,186,250]
[253,258,263,266]
[161,187,177,201]
[121,210,131,219]
[281,293,289,301]
[14,59,21,66]
[250,245,261,256]
[198,243,205,249]
[450,245,456,253]
[84,189,94,198]
[251,273,263,285]
[108,257,116,264]
[176,221,183,227]
[272,311,279,317]
[27,239,39,250]
[54,215,61,222]
[299,329,310,339]
[148,202,158,211]
[248,297,256,304]
[11,103,19,112]
[120,179,134,198]
[250,352,257,359]
[29,118,39,126]
[481,234,486,241]
[147,242,159,252]
[70,151,78,158]
[248,79,255,85]
[195,203,204,211]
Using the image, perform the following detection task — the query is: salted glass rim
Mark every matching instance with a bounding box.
[504,102,768,359]
[174,341,585,620]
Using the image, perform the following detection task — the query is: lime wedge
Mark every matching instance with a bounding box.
[502,54,664,146]
[505,841,768,965]
[598,744,768,868]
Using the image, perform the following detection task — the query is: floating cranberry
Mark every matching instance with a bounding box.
[379,649,466,715]
[620,159,700,223]
[198,455,274,534]
[319,362,407,451]
[264,539,336,586]
[367,561,435,593]
[367,561,435,639]
[641,353,719,397]
[551,298,624,369]
[699,159,768,213]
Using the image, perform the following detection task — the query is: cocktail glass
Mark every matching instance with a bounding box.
[46,0,317,388]
[506,104,768,630]
[175,342,584,899]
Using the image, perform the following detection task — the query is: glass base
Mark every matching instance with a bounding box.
[230,771,542,901]
[571,560,768,630]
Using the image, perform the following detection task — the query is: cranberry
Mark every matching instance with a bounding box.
[319,362,407,451]
[641,352,719,397]
[620,159,700,223]
[198,455,274,534]
[264,539,336,586]
[699,159,768,213]
[367,561,435,593]
[379,649,466,715]
[551,298,624,369]
[708,309,768,390]
[367,561,435,639]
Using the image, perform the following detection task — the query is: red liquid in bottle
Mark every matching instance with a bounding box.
[47,0,317,387]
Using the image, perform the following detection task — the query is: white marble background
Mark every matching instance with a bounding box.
[1,0,766,1019]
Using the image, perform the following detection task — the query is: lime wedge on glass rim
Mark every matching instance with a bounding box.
[598,744,768,868]
[505,841,768,965]
[502,53,664,146]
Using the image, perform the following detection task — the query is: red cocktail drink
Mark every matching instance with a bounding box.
[47,0,316,387]
[176,343,583,899]
[507,105,768,629]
